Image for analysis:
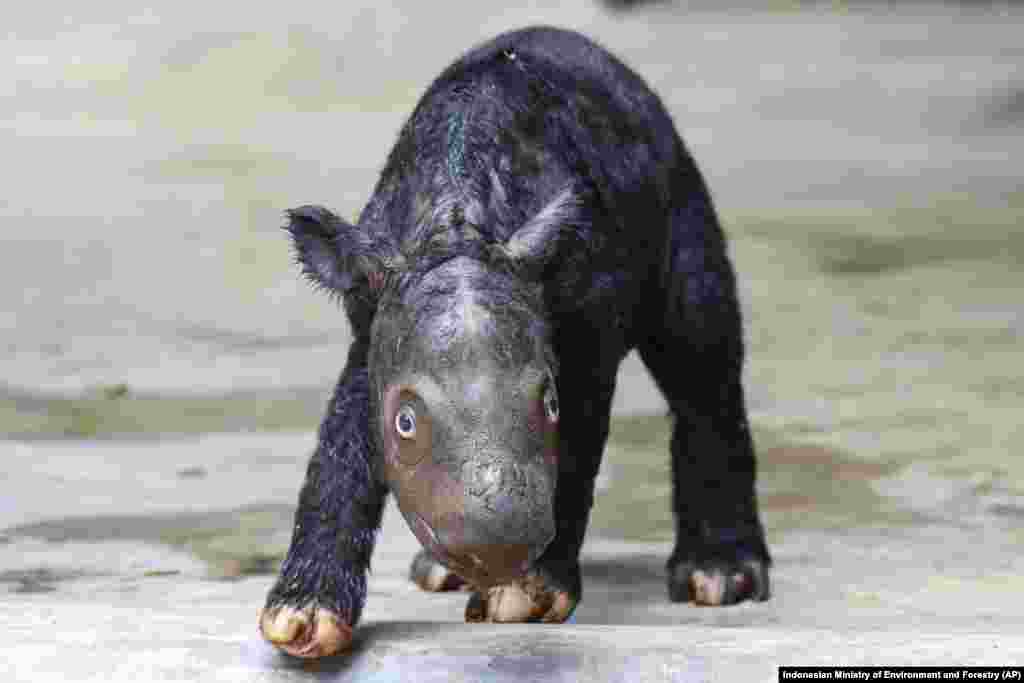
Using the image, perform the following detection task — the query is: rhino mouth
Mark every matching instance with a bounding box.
[404,510,539,587]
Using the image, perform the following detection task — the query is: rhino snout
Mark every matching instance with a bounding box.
[436,458,556,586]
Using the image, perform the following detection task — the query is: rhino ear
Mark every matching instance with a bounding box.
[284,205,400,296]
[502,186,584,278]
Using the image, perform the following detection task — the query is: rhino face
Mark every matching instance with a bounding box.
[283,186,581,585]
[371,256,559,586]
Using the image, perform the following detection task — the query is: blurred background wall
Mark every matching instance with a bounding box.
[2,0,1022,579]
[3,0,1020,402]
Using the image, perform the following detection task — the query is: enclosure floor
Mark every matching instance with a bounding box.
[4,0,1024,680]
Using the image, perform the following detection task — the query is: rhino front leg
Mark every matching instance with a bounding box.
[260,342,387,658]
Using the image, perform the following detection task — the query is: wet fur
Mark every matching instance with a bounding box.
[266,26,770,630]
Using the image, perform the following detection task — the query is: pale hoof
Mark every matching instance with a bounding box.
[668,558,770,606]
[409,549,468,593]
[259,604,352,659]
[465,573,576,623]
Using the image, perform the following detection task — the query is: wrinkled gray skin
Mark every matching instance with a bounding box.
[369,255,561,586]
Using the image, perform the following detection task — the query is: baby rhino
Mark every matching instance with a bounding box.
[260,26,770,658]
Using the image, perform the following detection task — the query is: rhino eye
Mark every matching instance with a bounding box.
[396,405,417,439]
[543,384,559,422]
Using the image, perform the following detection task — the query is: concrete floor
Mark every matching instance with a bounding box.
[2,435,1021,680]
[2,1,1023,681]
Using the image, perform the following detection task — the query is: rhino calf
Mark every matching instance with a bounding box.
[260,26,770,658]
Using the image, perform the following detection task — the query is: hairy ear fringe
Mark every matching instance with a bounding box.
[284,205,402,299]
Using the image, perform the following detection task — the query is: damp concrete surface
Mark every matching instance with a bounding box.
[2,1,1024,681]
